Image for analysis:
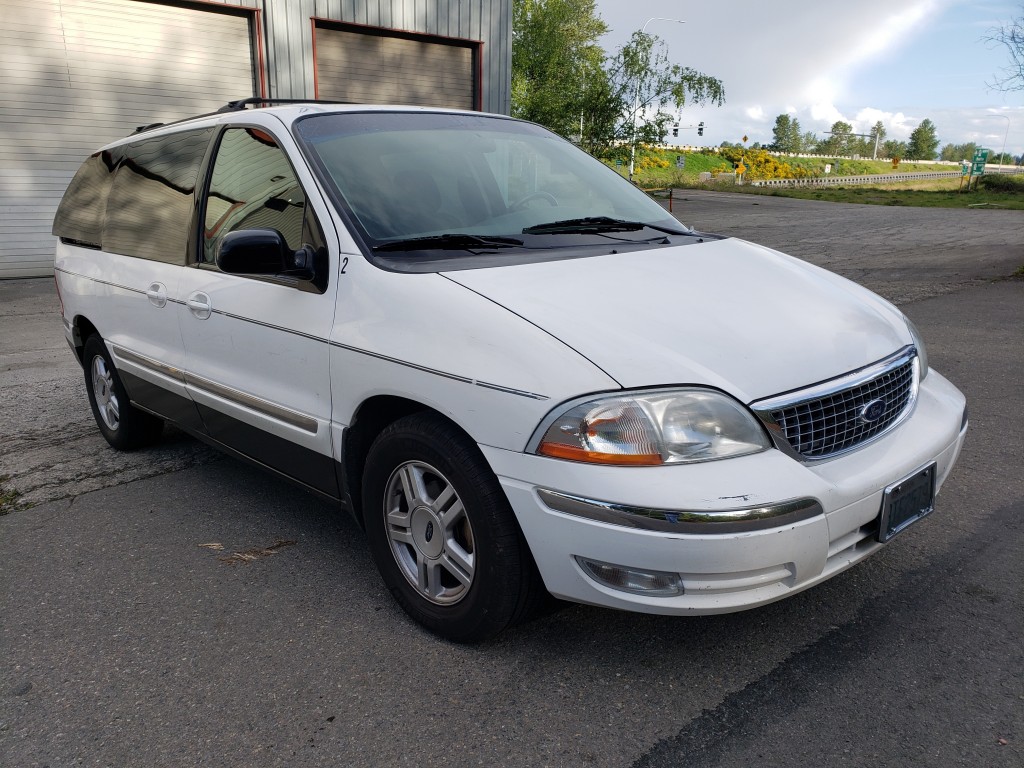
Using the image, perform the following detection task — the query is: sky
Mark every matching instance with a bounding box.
[593,0,1024,157]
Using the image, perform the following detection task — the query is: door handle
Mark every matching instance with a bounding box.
[186,292,212,320]
[145,282,167,308]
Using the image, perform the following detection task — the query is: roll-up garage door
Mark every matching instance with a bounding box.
[0,0,258,278]
[315,25,477,111]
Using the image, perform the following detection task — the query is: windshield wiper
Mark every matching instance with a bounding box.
[373,233,524,252]
[522,217,689,236]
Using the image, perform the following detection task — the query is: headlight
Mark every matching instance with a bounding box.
[534,389,771,466]
[904,316,929,379]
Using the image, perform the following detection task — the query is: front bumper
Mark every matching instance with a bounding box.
[482,370,967,615]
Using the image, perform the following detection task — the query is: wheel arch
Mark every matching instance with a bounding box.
[342,395,481,528]
[71,315,100,365]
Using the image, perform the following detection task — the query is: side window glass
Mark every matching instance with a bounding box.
[202,128,307,265]
[102,129,213,263]
[52,149,118,247]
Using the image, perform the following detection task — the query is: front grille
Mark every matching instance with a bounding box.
[757,352,917,459]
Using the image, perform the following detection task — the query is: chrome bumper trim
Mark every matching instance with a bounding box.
[537,489,823,534]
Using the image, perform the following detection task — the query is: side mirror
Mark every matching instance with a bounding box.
[216,229,314,280]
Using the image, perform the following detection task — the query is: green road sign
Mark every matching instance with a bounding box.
[971,149,989,175]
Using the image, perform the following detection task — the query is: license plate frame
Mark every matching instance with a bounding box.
[876,463,936,543]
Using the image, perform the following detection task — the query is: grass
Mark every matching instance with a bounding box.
[604,147,1024,209]
[605,150,733,187]
[780,156,960,176]
[719,178,1024,210]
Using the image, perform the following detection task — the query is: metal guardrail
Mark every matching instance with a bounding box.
[749,166,1023,188]
[749,171,962,188]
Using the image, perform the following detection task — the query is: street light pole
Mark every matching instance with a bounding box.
[994,113,1010,168]
[628,17,685,182]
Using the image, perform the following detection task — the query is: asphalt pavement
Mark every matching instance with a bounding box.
[1,191,1022,767]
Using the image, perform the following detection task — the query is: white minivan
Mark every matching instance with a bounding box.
[53,100,968,641]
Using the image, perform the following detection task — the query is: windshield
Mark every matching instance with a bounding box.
[293,112,691,268]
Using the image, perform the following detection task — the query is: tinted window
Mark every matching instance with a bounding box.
[102,128,214,264]
[202,128,307,265]
[52,150,118,247]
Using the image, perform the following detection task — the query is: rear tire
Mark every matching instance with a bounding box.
[83,335,163,451]
[362,412,545,642]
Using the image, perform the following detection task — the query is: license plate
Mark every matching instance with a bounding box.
[876,463,936,543]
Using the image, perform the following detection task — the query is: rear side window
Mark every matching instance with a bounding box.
[52,150,118,247]
[102,128,214,264]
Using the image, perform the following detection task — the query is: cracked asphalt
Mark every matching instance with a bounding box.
[1,191,1022,767]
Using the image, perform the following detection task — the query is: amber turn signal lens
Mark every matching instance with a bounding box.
[537,441,663,466]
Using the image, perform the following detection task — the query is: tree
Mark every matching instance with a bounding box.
[906,118,940,160]
[511,4,726,158]
[819,121,853,155]
[867,120,887,158]
[801,131,818,154]
[985,5,1024,91]
[882,139,908,160]
[788,118,803,154]
[602,30,725,163]
[511,0,609,142]
[940,142,978,162]
[772,114,793,152]
[771,114,803,153]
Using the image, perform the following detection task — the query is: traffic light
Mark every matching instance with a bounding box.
[697,121,704,137]
[672,124,679,138]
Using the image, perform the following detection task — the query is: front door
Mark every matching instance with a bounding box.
[176,122,340,496]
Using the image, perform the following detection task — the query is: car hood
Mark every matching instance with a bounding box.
[442,237,910,403]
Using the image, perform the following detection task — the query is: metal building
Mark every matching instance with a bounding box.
[0,0,512,278]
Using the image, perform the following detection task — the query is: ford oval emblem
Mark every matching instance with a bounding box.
[860,398,887,423]
[424,521,434,542]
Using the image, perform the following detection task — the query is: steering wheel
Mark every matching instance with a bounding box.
[510,191,558,211]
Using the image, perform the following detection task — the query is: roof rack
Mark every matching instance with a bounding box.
[127,97,353,138]
[217,97,353,112]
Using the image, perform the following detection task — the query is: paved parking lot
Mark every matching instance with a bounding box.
[1,192,1022,767]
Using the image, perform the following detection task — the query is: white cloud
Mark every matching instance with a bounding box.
[810,102,847,125]
[745,105,766,121]
[853,108,917,139]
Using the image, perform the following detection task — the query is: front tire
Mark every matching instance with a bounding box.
[83,335,163,450]
[362,412,544,642]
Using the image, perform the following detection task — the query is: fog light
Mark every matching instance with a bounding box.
[576,557,684,597]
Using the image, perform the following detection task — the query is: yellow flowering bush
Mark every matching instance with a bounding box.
[718,148,810,180]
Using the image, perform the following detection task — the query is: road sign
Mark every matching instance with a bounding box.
[675,155,685,169]
[971,149,989,176]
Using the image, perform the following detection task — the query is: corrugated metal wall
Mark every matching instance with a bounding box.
[0,0,261,278]
[263,0,510,113]
[314,27,477,109]
[1,0,511,278]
